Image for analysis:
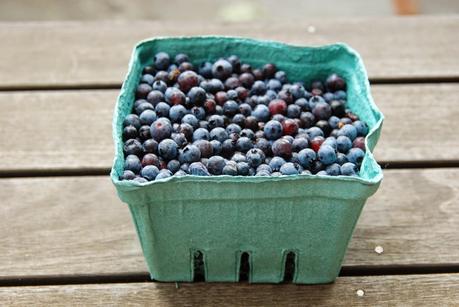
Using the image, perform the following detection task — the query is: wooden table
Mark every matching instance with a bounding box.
[1,16,458,306]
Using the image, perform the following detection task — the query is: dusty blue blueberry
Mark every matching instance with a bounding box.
[256,164,272,174]
[323,92,334,102]
[124,139,143,156]
[124,155,142,173]
[175,53,189,64]
[139,110,157,126]
[210,140,222,155]
[280,162,299,175]
[193,128,210,141]
[210,127,229,143]
[174,169,188,176]
[307,127,324,139]
[323,137,337,150]
[255,138,271,155]
[212,59,233,80]
[155,102,171,118]
[328,116,340,129]
[252,105,270,122]
[123,125,137,141]
[308,95,325,110]
[340,162,357,176]
[169,105,187,123]
[289,84,306,100]
[155,169,172,180]
[178,144,201,164]
[140,165,160,181]
[256,170,271,176]
[312,101,332,120]
[237,162,250,176]
[336,152,348,165]
[207,155,226,175]
[150,118,172,141]
[346,148,365,165]
[236,136,253,153]
[146,90,164,106]
[240,129,255,141]
[222,161,238,176]
[239,103,252,117]
[231,152,247,163]
[337,124,358,140]
[298,148,316,168]
[264,120,283,140]
[301,170,312,175]
[198,61,213,78]
[123,114,141,129]
[187,86,207,105]
[208,115,224,130]
[292,137,308,152]
[158,139,178,160]
[167,160,181,173]
[294,98,309,111]
[120,170,136,180]
[135,102,155,116]
[325,163,341,176]
[133,177,148,183]
[353,120,369,136]
[140,74,154,85]
[251,80,267,95]
[191,106,206,120]
[226,123,242,135]
[154,52,170,70]
[189,162,210,176]
[275,70,288,83]
[181,114,198,128]
[336,135,352,153]
[246,148,266,168]
[267,79,282,91]
[152,80,167,93]
[316,170,328,176]
[334,90,347,100]
[269,156,286,171]
[318,145,337,165]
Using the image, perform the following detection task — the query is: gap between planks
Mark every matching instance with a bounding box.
[2,264,459,287]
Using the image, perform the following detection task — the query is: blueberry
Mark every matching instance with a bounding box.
[246,148,266,168]
[123,114,141,129]
[341,162,357,176]
[207,156,226,175]
[336,152,348,165]
[266,79,281,91]
[287,104,301,119]
[124,155,142,173]
[181,114,198,129]
[312,102,332,120]
[275,70,288,83]
[222,162,238,176]
[227,55,241,73]
[294,98,310,111]
[225,77,241,90]
[150,118,172,141]
[323,92,335,102]
[244,116,259,131]
[194,139,213,158]
[199,61,213,78]
[124,139,143,156]
[141,165,160,181]
[133,177,148,183]
[325,74,346,92]
[210,140,222,155]
[156,169,173,180]
[142,153,160,167]
[210,127,228,143]
[308,95,325,110]
[240,128,255,140]
[264,120,283,140]
[146,90,164,106]
[236,136,253,152]
[336,135,352,153]
[297,148,316,168]
[175,53,189,65]
[353,120,369,136]
[269,156,286,171]
[300,112,315,128]
[262,63,276,78]
[158,139,178,160]
[139,110,157,126]
[142,139,158,154]
[178,144,201,163]
[223,100,239,117]
[174,170,188,176]
[209,78,225,93]
[168,105,187,123]
[187,86,207,106]
[123,125,137,141]
[292,137,309,152]
[251,80,267,95]
[239,72,255,88]
[255,138,271,155]
[231,152,247,163]
[337,124,358,141]
[151,80,167,93]
[289,84,306,100]
[323,137,337,150]
[171,132,188,147]
[280,162,299,175]
[208,115,224,130]
[135,101,155,116]
[346,148,365,165]
[193,128,210,141]
[331,100,346,117]
[140,74,154,85]
[212,59,233,80]
[353,136,366,151]
[318,145,337,165]
[334,90,347,100]
[226,123,242,135]
[252,104,270,122]
[165,87,186,105]
[178,62,194,72]
[256,170,271,176]
[120,170,136,180]
[237,162,250,175]
[328,116,340,129]
[325,163,341,176]
[154,102,171,118]
[271,138,292,159]
[138,125,152,141]
[154,52,170,70]
[136,83,152,99]
[307,127,324,139]
[316,170,328,176]
[143,66,156,75]
[311,160,325,174]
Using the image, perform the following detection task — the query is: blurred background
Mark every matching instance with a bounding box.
[0,0,458,22]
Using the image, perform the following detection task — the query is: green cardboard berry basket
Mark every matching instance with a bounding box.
[111,37,384,284]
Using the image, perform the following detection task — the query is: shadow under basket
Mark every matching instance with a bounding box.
[111,37,384,284]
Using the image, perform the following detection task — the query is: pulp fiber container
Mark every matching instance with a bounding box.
[111,37,384,284]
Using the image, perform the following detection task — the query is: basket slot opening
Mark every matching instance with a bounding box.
[283,251,296,283]
[238,252,250,282]
[193,250,205,282]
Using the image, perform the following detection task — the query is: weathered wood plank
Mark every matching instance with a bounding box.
[1,84,458,172]
[0,168,458,277]
[0,17,458,89]
[1,274,458,306]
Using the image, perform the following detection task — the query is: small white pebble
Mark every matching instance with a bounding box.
[307,25,316,33]
[374,246,384,254]
[356,289,365,297]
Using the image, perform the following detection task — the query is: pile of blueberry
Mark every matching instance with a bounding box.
[120,52,369,183]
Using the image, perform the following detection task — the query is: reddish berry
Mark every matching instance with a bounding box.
[311,136,325,152]
[177,71,199,93]
[269,99,287,115]
[353,136,366,151]
[282,119,299,136]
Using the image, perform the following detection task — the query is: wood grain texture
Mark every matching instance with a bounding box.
[1,84,458,172]
[0,168,458,277]
[0,16,458,89]
[1,274,458,306]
